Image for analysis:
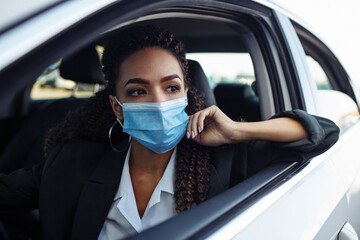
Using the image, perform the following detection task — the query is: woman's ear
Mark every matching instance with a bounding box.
[109,95,124,122]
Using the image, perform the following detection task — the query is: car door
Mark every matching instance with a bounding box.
[293,16,360,239]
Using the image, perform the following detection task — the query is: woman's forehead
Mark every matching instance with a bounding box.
[118,47,184,82]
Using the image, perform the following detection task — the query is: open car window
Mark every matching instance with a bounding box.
[187,53,255,88]
[31,46,105,101]
[294,22,360,130]
[31,66,95,100]
[187,52,260,122]
[305,55,332,90]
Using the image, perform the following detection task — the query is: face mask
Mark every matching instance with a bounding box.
[114,96,189,153]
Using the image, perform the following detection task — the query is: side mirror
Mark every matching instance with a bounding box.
[316,90,360,131]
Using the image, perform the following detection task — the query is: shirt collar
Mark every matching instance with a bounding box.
[113,144,176,201]
[158,147,176,195]
[114,143,132,201]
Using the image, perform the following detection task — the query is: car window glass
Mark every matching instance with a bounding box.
[30,52,104,100]
[306,55,332,90]
[187,52,261,122]
[187,53,255,89]
[30,65,97,100]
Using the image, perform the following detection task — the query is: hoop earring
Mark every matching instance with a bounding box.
[108,120,131,152]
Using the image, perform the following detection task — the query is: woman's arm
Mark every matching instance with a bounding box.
[228,117,308,143]
[189,106,340,180]
[187,105,337,148]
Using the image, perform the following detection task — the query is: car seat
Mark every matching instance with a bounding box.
[187,60,216,107]
[0,45,105,174]
[214,83,260,122]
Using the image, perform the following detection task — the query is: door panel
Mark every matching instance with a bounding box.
[216,153,346,239]
[329,122,360,236]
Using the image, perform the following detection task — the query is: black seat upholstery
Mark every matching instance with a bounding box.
[0,45,105,174]
[0,98,84,173]
[60,45,106,84]
[187,60,216,107]
[214,83,260,122]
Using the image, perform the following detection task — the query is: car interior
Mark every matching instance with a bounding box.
[0,13,305,240]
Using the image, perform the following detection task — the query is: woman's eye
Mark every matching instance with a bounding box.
[128,89,146,96]
[166,85,180,93]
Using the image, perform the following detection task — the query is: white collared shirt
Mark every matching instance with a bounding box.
[98,144,177,240]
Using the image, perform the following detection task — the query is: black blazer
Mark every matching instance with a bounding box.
[0,140,230,240]
[0,110,339,240]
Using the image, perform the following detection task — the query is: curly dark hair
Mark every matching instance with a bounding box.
[44,25,211,212]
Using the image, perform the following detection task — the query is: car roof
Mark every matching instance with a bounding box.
[0,0,315,71]
[0,0,61,33]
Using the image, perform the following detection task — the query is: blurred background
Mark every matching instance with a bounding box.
[275,0,360,83]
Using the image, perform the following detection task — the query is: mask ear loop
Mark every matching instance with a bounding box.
[108,96,131,152]
[114,96,124,127]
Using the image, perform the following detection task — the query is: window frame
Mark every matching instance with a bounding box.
[293,22,358,106]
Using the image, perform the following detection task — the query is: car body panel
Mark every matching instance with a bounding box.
[209,146,347,239]
[329,122,360,236]
[0,0,116,71]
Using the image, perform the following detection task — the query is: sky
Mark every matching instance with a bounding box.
[274,0,360,83]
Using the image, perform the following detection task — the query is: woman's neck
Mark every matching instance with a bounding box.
[129,139,174,176]
[128,140,175,218]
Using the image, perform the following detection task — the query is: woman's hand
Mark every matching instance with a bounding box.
[187,106,309,147]
[187,105,239,146]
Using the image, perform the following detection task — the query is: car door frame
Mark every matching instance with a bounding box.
[271,10,360,240]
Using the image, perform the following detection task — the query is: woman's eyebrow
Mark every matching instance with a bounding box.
[160,74,182,82]
[124,78,149,86]
[125,74,181,86]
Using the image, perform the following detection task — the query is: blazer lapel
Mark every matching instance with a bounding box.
[70,149,127,240]
[207,164,226,199]
[207,146,235,199]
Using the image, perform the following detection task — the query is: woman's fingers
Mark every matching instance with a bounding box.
[197,109,208,134]
[191,112,200,138]
[187,114,197,139]
[188,111,201,139]
[187,113,199,139]
[186,106,239,146]
[187,106,216,139]
[186,115,192,139]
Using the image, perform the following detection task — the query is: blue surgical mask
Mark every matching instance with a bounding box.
[114,96,189,153]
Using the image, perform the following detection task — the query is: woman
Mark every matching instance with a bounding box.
[0,25,339,240]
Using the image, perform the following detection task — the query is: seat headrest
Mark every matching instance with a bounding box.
[214,83,260,122]
[60,45,106,84]
[187,60,216,107]
[214,83,254,101]
[251,81,258,96]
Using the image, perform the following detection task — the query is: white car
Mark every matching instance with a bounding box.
[0,1,359,239]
